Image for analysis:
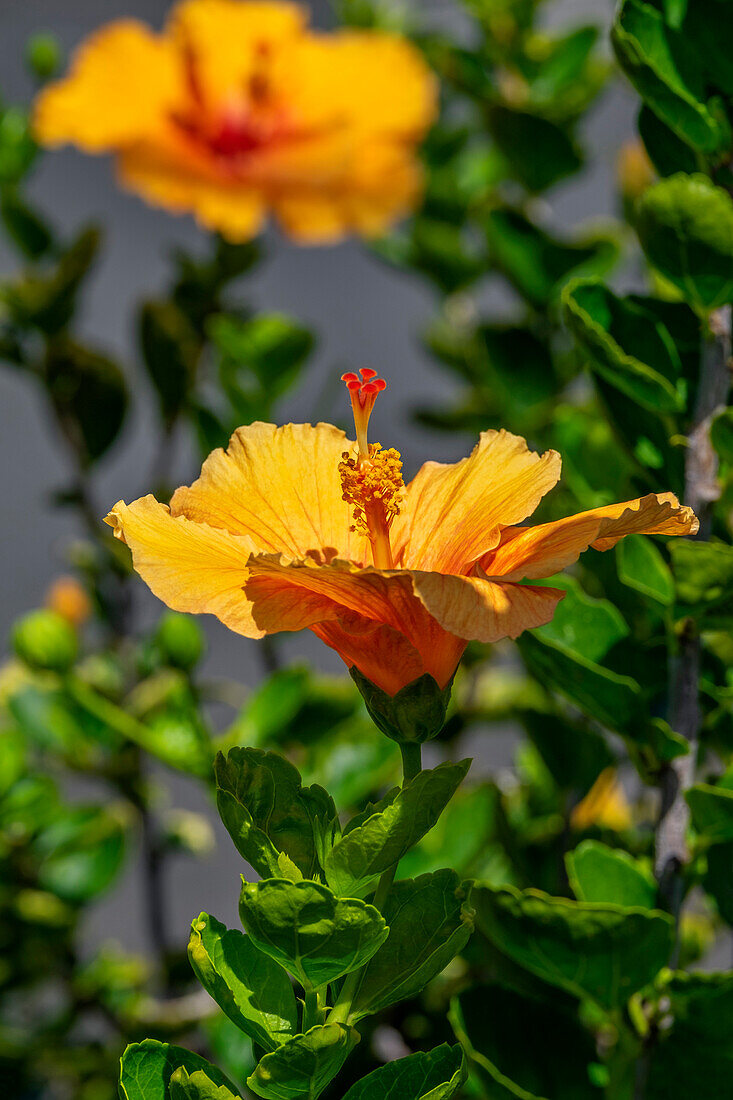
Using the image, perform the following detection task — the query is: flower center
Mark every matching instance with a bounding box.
[172,40,294,165]
[339,370,403,570]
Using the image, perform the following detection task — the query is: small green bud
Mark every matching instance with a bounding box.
[349,666,454,743]
[26,33,63,82]
[12,609,77,672]
[155,611,205,670]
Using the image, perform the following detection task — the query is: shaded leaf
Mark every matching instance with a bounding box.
[636,174,733,310]
[686,784,733,843]
[351,869,473,1020]
[342,1043,466,1100]
[711,407,733,463]
[533,575,629,663]
[638,104,699,177]
[562,278,686,412]
[238,878,388,989]
[140,300,200,422]
[484,208,617,309]
[485,106,583,193]
[472,883,674,1009]
[646,972,733,1099]
[617,534,675,605]
[612,0,730,156]
[188,913,297,1051]
[451,983,602,1099]
[325,761,469,896]
[44,337,128,465]
[670,539,733,617]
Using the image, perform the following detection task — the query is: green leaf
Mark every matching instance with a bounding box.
[215,748,336,880]
[485,106,583,192]
[703,841,733,923]
[238,879,388,989]
[670,540,733,617]
[0,189,54,259]
[209,313,313,390]
[522,711,615,796]
[566,840,657,908]
[341,1044,466,1100]
[351,869,473,1021]
[140,300,200,422]
[451,984,602,1099]
[36,804,126,903]
[711,407,733,463]
[638,104,699,177]
[518,634,641,735]
[686,784,733,843]
[562,278,686,412]
[247,1024,355,1100]
[636,174,733,310]
[119,1040,239,1100]
[324,761,469,896]
[612,0,731,156]
[170,1067,240,1100]
[533,575,629,663]
[617,534,675,605]
[678,0,733,96]
[43,337,128,465]
[472,883,674,1009]
[484,208,617,309]
[646,972,733,1099]
[188,913,297,1051]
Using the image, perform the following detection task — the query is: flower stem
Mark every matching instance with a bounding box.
[326,740,423,1026]
[303,987,319,1031]
[655,305,731,915]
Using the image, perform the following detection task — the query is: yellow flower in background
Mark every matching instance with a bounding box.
[34,0,436,243]
[571,768,632,832]
[105,372,697,697]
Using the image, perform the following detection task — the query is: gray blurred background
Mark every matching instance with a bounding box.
[0,0,635,957]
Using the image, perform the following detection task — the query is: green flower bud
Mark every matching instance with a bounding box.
[12,609,78,672]
[155,611,205,671]
[26,33,62,82]
[349,666,454,744]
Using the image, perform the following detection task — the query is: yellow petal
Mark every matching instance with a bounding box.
[170,422,369,563]
[119,145,267,239]
[104,496,264,636]
[34,21,181,150]
[394,430,561,574]
[482,493,699,581]
[169,0,305,112]
[294,31,437,137]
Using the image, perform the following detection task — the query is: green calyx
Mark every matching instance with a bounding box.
[349,667,454,744]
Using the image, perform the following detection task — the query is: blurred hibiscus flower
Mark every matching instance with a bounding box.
[35,0,436,242]
[105,371,697,697]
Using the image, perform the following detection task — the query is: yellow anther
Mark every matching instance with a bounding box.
[339,444,404,567]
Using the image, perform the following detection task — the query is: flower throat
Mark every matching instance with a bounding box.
[339,370,403,569]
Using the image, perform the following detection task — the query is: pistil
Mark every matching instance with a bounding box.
[339,370,403,570]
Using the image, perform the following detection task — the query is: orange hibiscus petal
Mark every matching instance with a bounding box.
[310,619,430,698]
[482,493,699,581]
[34,21,181,151]
[393,430,561,574]
[119,145,267,239]
[170,422,369,562]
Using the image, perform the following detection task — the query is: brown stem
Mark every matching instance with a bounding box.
[655,305,732,906]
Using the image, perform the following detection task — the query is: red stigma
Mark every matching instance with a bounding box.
[341,369,387,408]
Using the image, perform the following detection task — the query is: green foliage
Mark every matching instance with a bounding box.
[351,870,473,1020]
[324,760,470,895]
[472,883,675,1009]
[239,879,388,989]
[452,983,602,1099]
[636,174,733,310]
[247,1025,356,1100]
[341,1044,466,1100]
[119,1041,239,1100]
[188,913,297,1050]
[566,840,658,907]
[215,748,336,880]
[12,609,77,671]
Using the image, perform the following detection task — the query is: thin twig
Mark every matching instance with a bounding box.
[655,305,732,905]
